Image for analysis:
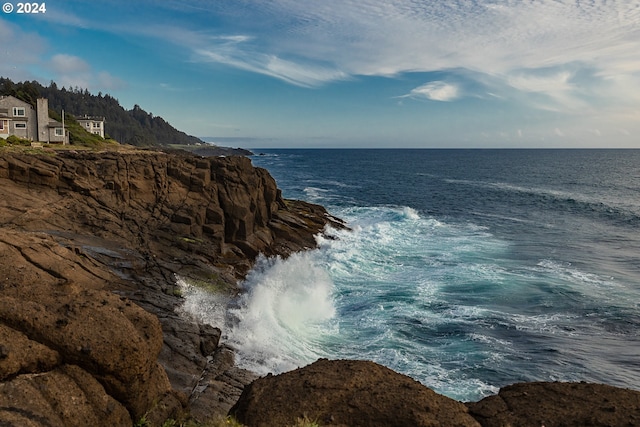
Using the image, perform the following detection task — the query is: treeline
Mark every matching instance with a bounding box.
[0,77,203,147]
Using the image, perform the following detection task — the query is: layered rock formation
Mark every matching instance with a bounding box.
[0,147,342,425]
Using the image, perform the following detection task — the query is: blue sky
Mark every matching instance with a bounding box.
[2,0,639,148]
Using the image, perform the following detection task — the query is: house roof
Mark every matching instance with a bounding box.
[0,95,32,107]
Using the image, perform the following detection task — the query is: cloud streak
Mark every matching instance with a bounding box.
[191,37,349,88]
[0,18,47,80]
[44,54,126,91]
[400,82,460,102]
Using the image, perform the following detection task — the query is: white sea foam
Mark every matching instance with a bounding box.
[402,206,421,220]
[302,186,331,204]
[175,276,229,329]
[535,259,636,305]
[225,252,337,375]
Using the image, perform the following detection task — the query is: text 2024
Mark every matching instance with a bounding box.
[17,2,46,13]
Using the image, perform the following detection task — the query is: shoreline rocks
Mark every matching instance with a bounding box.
[0,147,342,424]
[230,358,640,427]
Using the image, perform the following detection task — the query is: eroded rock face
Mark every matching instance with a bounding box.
[230,359,481,427]
[0,148,342,425]
[0,149,341,272]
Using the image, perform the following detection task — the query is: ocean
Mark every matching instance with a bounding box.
[178,149,640,402]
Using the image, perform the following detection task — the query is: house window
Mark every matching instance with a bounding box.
[93,122,101,128]
[15,123,27,128]
[0,120,5,131]
[55,128,64,136]
[13,107,26,117]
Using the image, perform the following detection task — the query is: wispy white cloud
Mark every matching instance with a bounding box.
[193,44,348,88]
[0,18,47,80]
[49,54,91,74]
[38,8,89,28]
[242,1,637,75]
[507,72,575,95]
[61,0,639,105]
[46,54,126,91]
[502,68,594,112]
[400,81,460,102]
[122,24,349,88]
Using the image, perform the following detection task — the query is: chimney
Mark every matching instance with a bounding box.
[36,98,49,143]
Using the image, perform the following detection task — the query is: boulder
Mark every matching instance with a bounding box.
[0,231,183,425]
[0,365,131,427]
[230,358,480,427]
[467,381,640,427]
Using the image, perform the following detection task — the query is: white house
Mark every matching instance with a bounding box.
[0,96,68,144]
[76,115,105,138]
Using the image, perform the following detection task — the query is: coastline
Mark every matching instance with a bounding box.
[1,145,639,426]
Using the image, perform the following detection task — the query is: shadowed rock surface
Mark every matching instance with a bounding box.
[0,147,343,425]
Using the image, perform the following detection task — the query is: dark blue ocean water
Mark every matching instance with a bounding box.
[180,149,640,401]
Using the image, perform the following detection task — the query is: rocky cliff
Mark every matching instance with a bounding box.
[0,147,343,425]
